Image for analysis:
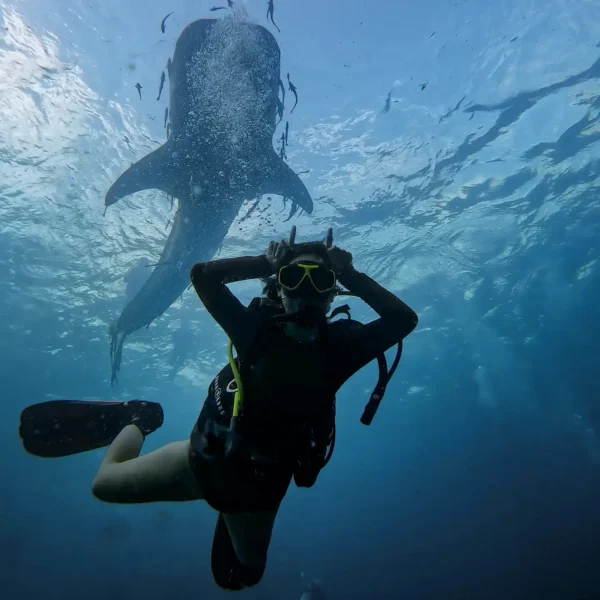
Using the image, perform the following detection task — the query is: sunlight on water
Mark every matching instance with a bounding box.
[2,0,600,597]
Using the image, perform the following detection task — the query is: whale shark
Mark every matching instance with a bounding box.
[123,257,151,303]
[106,18,313,383]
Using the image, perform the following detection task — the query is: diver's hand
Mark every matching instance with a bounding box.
[327,246,353,277]
[265,239,292,273]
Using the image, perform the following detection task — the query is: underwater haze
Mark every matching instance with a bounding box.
[2,0,600,598]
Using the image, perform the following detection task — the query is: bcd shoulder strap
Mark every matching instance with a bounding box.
[361,341,402,425]
[328,303,402,426]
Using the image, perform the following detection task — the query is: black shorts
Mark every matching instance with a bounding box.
[189,361,326,512]
[189,403,293,513]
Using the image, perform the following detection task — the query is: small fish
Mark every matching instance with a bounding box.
[278,78,286,106]
[164,107,169,128]
[279,132,287,160]
[157,71,166,101]
[284,121,289,145]
[210,5,227,10]
[267,0,281,33]
[161,12,174,34]
[382,90,392,113]
[419,82,428,91]
[135,82,142,100]
[287,73,298,113]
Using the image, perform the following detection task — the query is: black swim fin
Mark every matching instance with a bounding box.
[19,400,164,458]
[211,513,266,590]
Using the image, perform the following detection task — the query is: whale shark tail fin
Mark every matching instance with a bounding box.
[259,149,313,214]
[105,143,173,208]
[109,322,126,386]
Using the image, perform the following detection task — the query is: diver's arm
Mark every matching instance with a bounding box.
[91,425,203,504]
[337,265,418,370]
[190,255,272,347]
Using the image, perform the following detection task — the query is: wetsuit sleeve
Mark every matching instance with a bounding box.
[335,265,418,379]
[190,255,272,349]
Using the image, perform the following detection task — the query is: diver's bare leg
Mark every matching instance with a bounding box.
[100,422,145,464]
[223,507,280,568]
[92,424,203,503]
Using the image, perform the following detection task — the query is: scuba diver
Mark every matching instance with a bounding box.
[300,578,326,600]
[18,228,418,591]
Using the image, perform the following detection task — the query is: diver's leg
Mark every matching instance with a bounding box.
[92,424,204,503]
[223,506,280,568]
[210,508,280,589]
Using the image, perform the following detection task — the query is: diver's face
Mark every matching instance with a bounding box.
[278,253,333,315]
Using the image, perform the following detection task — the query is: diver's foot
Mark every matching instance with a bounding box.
[211,513,266,590]
[123,400,164,437]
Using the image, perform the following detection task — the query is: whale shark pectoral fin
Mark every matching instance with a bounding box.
[105,143,173,208]
[260,150,313,214]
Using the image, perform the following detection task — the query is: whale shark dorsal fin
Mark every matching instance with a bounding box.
[259,149,313,214]
[105,143,173,208]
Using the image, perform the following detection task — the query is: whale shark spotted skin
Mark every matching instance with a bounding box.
[106,18,313,383]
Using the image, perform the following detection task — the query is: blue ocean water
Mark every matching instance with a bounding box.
[1,0,600,598]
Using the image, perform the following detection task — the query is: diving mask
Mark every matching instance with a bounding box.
[278,262,336,294]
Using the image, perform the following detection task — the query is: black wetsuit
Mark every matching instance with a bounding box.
[189,255,418,512]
